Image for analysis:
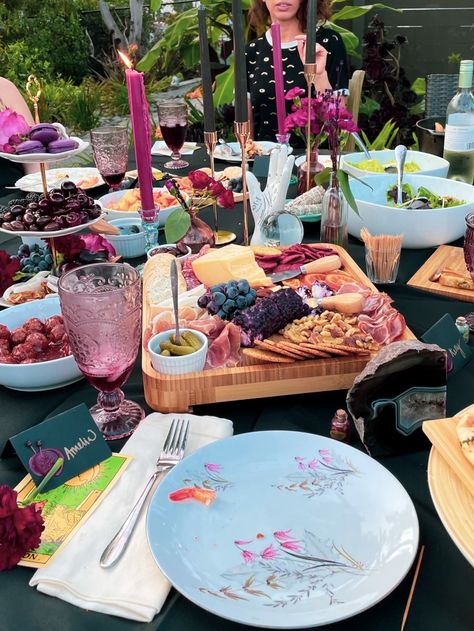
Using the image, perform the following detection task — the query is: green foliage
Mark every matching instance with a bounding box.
[448,53,462,66]
[0,0,90,85]
[67,81,102,133]
[165,208,191,243]
[360,119,399,150]
[0,41,54,86]
[359,96,380,118]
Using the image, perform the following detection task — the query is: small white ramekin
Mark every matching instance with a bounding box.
[146,243,192,261]
[102,218,147,258]
[148,328,208,375]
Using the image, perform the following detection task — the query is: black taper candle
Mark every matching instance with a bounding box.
[198,5,216,132]
[305,0,317,64]
[231,0,248,123]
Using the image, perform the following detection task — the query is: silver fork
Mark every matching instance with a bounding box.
[100,418,190,568]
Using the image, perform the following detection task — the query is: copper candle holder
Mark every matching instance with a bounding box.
[234,121,250,246]
[204,130,236,245]
[304,63,317,193]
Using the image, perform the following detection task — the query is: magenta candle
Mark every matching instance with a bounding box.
[124,66,154,211]
[271,23,286,137]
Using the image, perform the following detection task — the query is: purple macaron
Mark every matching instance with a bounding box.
[29,123,59,145]
[15,140,46,155]
[47,138,79,154]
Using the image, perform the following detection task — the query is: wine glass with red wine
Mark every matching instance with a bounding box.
[90,126,129,191]
[157,101,189,169]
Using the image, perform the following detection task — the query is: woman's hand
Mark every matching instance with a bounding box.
[295,36,328,75]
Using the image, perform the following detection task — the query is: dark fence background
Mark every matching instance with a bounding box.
[351,1,474,82]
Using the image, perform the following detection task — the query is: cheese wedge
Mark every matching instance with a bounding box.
[439,272,474,291]
[191,244,272,287]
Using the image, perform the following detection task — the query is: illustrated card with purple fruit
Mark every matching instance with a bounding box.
[15,453,131,568]
[9,403,113,491]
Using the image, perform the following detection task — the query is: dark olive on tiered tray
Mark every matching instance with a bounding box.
[0,182,101,232]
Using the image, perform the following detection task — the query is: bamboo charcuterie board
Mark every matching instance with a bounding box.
[407,245,474,302]
[142,244,414,413]
[423,413,474,497]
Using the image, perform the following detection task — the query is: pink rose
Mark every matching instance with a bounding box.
[189,170,212,190]
[82,234,116,258]
[0,108,30,147]
[217,189,235,209]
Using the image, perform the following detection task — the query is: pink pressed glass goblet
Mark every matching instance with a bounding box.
[58,263,145,440]
[90,126,129,191]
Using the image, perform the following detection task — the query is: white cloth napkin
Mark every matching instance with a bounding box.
[151,141,199,156]
[30,412,233,622]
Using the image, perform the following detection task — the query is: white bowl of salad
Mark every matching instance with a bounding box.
[342,150,449,179]
[348,173,474,248]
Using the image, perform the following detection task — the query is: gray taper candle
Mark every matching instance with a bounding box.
[305,0,317,64]
[198,5,216,132]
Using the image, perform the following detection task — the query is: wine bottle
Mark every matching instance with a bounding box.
[443,60,474,184]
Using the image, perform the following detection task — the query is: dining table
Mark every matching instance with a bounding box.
[0,145,472,631]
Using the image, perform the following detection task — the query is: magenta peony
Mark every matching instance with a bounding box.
[82,234,116,258]
[0,485,45,571]
[0,108,30,150]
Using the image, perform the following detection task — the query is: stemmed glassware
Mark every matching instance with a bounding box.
[90,126,129,191]
[157,101,189,169]
[58,263,145,441]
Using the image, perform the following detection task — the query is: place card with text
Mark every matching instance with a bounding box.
[421,313,472,375]
[9,403,112,491]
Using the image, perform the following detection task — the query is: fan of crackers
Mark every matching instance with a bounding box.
[243,311,379,364]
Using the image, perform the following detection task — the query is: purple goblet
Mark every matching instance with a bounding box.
[58,263,145,440]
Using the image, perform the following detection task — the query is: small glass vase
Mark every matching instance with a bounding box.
[464,212,474,280]
[320,171,348,248]
[177,207,215,254]
[297,150,325,196]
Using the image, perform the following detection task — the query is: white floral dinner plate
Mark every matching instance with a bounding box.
[0,137,89,164]
[214,141,293,163]
[147,431,418,629]
[15,167,104,193]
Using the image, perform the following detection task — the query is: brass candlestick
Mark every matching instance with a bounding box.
[26,75,48,197]
[234,121,250,246]
[204,130,236,245]
[304,63,317,193]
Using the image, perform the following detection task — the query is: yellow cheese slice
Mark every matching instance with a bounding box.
[191,244,272,288]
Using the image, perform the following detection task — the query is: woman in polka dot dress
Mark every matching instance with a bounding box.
[246,0,349,142]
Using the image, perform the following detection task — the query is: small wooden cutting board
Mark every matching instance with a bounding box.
[407,245,474,302]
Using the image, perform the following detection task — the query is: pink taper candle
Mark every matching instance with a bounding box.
[120,53,154,211]
[271,23,286,137]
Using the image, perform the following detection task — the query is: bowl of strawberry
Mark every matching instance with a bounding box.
[0,296,82,391]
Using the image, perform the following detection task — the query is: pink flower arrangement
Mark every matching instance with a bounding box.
[284,89,358,167]
[0,485,44,571]
[0,108,30,152]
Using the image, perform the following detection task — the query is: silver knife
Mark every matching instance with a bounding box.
[270,254,342,283]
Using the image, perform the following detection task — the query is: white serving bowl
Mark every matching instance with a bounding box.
[99,187,183,224]
[146,243,192,261]
[342,150,450,178]
[101,218,147,259]
[348,173,474,249]
[148,328,208,376]
[0,296,82,391]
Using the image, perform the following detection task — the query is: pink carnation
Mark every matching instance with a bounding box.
[0,485,44,572]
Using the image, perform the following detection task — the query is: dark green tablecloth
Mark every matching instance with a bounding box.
[0,148,473,631]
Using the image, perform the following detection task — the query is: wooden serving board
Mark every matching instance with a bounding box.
[423,413,474,497]
[407,245,474,302]
[142,244,414,413]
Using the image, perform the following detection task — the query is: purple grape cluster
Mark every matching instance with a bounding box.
[0,181,101,233]
[197,279,257,320]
